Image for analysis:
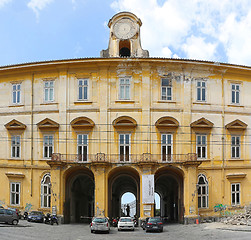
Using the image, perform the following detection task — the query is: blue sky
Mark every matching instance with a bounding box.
[1,0,251,66]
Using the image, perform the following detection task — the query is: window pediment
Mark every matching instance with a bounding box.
[225,119,247,130]
[226,173,246,179]
[155,117,179,128]
[113,116,137,128]
[70,117,95,129]
[37,118,59,129]
[191,118,214,129]
[5,119,26,130]
[5,172,25,178]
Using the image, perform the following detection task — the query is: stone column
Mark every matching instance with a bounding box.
[92,163,108,217]
[183,163,200,224]
[47,160,65,217]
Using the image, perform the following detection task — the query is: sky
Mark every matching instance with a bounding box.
[1,0,251,67]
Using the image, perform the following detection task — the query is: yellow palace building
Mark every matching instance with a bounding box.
[0,12,250,224]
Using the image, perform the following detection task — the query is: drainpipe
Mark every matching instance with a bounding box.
[221,72,226,203]
[30,73,34,197]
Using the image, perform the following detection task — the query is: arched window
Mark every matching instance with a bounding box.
[198,174,208,208]
[41,173,51,208]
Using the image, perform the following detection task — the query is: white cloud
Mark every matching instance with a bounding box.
[182,36,217,61]
[27,0,54,19]
[111,0,251,66]
[0,0,12,8]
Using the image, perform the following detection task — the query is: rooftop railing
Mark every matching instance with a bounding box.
[51,153,197,164]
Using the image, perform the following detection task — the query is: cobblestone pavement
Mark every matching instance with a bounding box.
[0,220,251,240]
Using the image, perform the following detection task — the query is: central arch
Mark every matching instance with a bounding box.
[155,166,184,223]
[108,167,140,218]
[64,167,94,223]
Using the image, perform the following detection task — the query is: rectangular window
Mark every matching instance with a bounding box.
[78,79,88,101]
[197,135,207,159]
[12,83,21,104]
[161,78,172,101]
[231,84,240,104]
[44,81,54,102]
[43,135,53,159]
[77,134,88,162]
[119,78,130,100]
[231,183,240,206]
[231,136,240,158]
[161,134,173,161]
[197,81,206,101]
[119,134,130,161]
[10,182,20,205]
[11,135,21,158]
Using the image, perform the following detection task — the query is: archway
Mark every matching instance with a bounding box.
[154,192,161,216]
[108,167,140,219]
[64,167,94,223]
[155,167,184,223]
[121,192,136,217]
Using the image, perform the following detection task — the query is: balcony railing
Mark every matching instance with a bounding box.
[51,153,197,164]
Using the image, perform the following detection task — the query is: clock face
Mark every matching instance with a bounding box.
[113,19,137,39]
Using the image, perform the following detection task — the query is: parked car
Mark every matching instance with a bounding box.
[0,208,19,225]
[117,217,134,231]
[27,211,44,223]
[145,217,163,232]
[8,207,21,219]
[90,217,110,233]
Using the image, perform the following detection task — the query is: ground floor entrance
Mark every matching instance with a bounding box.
[48,163,199,224]
[64,168,94,223]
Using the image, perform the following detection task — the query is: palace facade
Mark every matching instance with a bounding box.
[0,12,250,224]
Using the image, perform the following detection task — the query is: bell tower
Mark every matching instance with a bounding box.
[100,12,149,58]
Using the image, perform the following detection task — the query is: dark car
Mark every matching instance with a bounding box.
[145,217,163,232]
[0,208,19,225]
[8,207,21,219]
[27,211,44,223]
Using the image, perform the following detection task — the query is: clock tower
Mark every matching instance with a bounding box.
[100,12,149,58]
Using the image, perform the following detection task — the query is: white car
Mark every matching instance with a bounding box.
[118,217,134,231]
[90,217,110,233]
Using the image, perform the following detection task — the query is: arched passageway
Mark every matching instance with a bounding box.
[155,167,184,223]
[64,168,94,223]
[108,167,140,219]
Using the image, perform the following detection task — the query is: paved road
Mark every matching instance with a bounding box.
[0,220,250,240]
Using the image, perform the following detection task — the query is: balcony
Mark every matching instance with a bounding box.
[50,153,197,165]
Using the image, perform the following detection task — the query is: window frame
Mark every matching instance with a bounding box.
[78,79,88,101]
[198,174,209,209]
[11,135,21,159]
[10,182,20,206]
[43,135,54,159]
[196,80,206,102]
[231,83,240,104]
[231,183,240,206]
[161,133,173,161]
[119,78,131,100]
[41,174,51,208]
[44,80,55,102]
[231,135,240,159]
[119,133,131,161]
[196,134,207,159]
[161,78,172,101]
[12,83,21,104]
[77,134,88,162]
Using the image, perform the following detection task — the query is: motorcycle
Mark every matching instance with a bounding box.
[44,213,59,225]
[44,213,51,224]
[112,218,118,227]
[50,214,59,225]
